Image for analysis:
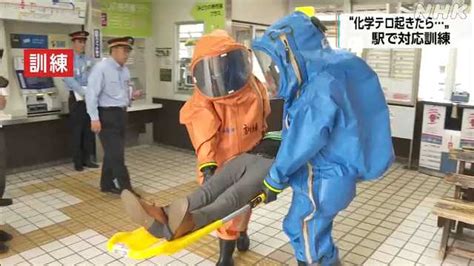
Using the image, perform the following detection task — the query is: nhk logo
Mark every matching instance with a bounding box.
[414,0,469,19]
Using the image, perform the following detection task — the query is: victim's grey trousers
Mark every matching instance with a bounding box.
[186,153,274,228]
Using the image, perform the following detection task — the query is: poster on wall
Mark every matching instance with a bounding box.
[461,108,474,148]
[362,49,420,107]
[440,130,461,173]
[100,0,152,37]
[191,0,226,33]
[419,104,447,170]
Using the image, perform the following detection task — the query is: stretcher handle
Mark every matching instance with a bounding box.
[221,193,266,223]
[249,192,266,208]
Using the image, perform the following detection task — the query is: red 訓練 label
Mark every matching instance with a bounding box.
[24,49,74,78]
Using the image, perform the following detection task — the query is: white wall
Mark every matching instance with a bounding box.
[147,0,196,101]
[149,0,290,101]
[232,0,289,25]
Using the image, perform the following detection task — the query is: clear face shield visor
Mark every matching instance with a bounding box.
[193,48,252,98]
[253,50,280,96]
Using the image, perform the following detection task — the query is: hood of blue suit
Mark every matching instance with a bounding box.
[252,12,330,100]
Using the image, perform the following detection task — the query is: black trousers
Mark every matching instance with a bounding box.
[69,93,94,167]
[98,107,131,191]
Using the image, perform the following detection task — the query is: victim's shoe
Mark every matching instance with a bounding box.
[121,190,172,239]
[121,190,196,240]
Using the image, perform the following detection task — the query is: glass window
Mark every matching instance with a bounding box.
[418,47,472,103]
[176,22,204,92]
[455,47,472,98]
[418,48,450,101]
[232,24,253,48]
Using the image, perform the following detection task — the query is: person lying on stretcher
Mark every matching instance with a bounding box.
[121,131,281,241]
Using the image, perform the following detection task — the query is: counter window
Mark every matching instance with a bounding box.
[176,22,204,93]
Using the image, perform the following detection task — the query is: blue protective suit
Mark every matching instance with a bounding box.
[252,12,394,265]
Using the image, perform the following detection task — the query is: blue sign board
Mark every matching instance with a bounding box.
[11,34,48,49]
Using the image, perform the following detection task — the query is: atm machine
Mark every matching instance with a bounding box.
[10,34,62,116]
[14,56,62,115]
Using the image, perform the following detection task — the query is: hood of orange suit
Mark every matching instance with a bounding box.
[191,29,246,69]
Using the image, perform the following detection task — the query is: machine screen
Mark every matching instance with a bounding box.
[16,71,54,90]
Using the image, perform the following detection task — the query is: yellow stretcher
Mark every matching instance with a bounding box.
[107,193,266,260]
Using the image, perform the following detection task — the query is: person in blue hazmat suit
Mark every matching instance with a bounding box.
[252,12,394,265]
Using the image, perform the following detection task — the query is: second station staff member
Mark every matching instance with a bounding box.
[63,30,99,171]
[86,37,140,196]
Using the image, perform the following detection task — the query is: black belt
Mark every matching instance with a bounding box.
[98,106,127,111]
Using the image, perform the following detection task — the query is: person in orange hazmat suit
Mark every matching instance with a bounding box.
[179,29,271,265]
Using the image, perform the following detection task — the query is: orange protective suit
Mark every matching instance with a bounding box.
[180,30,271,240]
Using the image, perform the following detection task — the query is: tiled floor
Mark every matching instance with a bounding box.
[1,144,474,265]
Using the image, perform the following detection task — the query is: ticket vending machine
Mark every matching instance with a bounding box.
[10,34,62,115]
[13,56,62,114]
